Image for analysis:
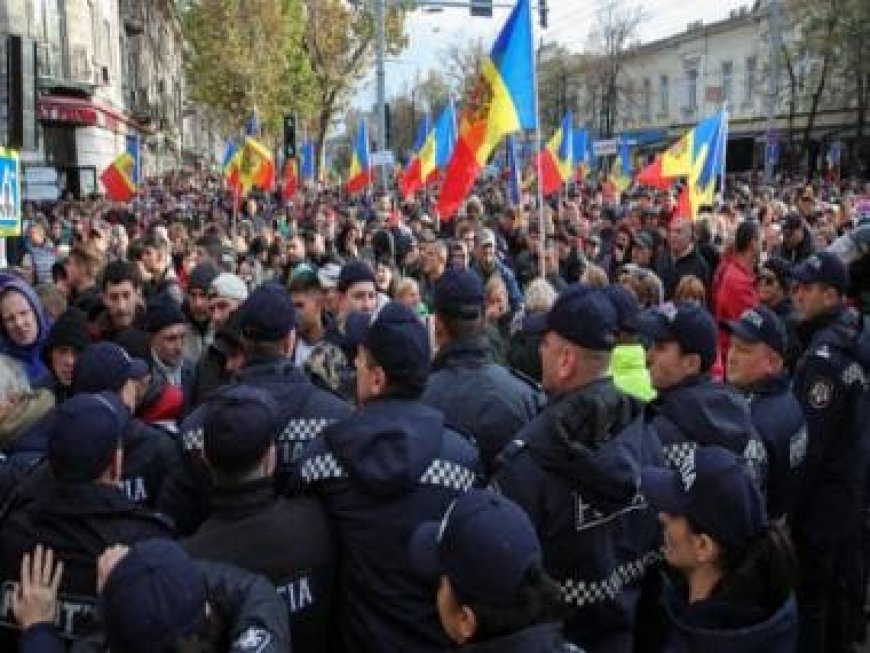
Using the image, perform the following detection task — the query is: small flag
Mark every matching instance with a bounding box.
[100,152,136,202]
[346,122,371,194]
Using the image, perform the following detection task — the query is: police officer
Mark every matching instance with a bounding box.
[725,305,806,520]
[183,385,334,653]
[71,341,181,507]
[294,301,480,652]
[409,489,582,652]
[423,268,543,474]
[0,393,171,644]
[493,284,663,652]
[788,252,870,652]
[98,539,291,652]
[636,301,768,485]
[160,283,350,533]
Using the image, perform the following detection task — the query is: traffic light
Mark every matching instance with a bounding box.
[384,102,392,150]
[539,0,548,28]
[283,114,297,159]
[470,0,492,17]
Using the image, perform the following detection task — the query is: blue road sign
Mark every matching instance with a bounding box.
[0,148,22,237]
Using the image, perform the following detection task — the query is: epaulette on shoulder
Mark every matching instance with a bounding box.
[507,366,543,392]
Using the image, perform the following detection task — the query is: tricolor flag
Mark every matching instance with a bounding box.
[573,128,591,181]
[437,0,536,220]
[346,121,371,194]
[399,114,432,198]
[283,158,298,201]
[238,137,275,194]
[100,152,136,202]
[430,100,458,180]
[610,139,633,193]
[537,112,573,196]
[683,110,728,217]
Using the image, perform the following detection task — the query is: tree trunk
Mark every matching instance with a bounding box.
[801,16,837,181]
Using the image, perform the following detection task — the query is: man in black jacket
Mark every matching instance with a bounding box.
[294,302,480,653]
[0,393,172,644]
[183,385,334,653]
[423,268,542,474]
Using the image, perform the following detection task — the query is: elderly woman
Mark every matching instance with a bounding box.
[0,278,51,384]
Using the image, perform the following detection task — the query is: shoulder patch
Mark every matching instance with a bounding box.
[232,626,272,653]
[808,376,834,409]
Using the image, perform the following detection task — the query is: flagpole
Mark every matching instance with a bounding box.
[533,36,546,280]
[720,102,729,201]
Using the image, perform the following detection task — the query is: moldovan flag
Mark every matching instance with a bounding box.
[636,154,670,190]
[100,152,136,202]
[238,137,275,194]
[346,121,371,194]
[399,114,432,198]
[610,139,633,193]
[573,128,590,181]
[437,0,536,220]
[283,158,298,201]
[537,112,573,196]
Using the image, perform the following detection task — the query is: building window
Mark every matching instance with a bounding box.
[722,61,733,104]
[683,68,698,114]
[659,74,669,115]
[744,56,757,104]
[642,77,651,121]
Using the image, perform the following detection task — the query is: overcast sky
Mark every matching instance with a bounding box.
[353,0,753,108]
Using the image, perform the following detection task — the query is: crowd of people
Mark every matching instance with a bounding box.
[0,170,869,653]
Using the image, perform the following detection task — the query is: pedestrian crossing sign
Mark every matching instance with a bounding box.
[0,148,21,237]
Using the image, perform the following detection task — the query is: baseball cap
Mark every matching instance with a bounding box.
[432,269,485,317]
[641,446,768,549]
[209,272,249,302]
[353,302,430,379]
[637,301,718,371]
[48,392,130,481]
[525,284,617,351]
[203,385,279,475]
[603,284,641,333]
[790,251,849,293]
[725,305,788,357]
[102,539,206,653]
[408,489,542,606]
[239,283,296,341]
[72,341,149,394]
[338,260,377,292]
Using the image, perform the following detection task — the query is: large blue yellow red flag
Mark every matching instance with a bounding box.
[437,0,536,220]
[433,100,458,173]
[537,112,573,195]
[300,138,316,181]
[683,110,728,217]
[346,121,371,194]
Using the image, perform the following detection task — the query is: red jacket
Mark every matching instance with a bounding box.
[712,254,759,373]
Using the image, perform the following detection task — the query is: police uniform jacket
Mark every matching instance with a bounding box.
[461,623,585,653]
[493,378,664,653]
[0,474,172,643]
[790,307,870,549]
[646,376,768,487]
[740,372,806,519]
[293,397,480,653]
[423,336,543,474]
[183,478,334,653]
[637,573,799,653]
[234,355,352,490]
[18,560,292,653]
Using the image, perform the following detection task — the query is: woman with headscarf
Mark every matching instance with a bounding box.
[0,277,52,385]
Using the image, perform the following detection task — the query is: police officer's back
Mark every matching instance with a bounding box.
[0,393,171,643]
[294,302,480,652]
[493,285,663,652]
[636,301,768,484]
[725,305,806,520]
[159,284,352,534]
[423,269,543,474]
[183,385,334,653]
[788,252,870,652]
